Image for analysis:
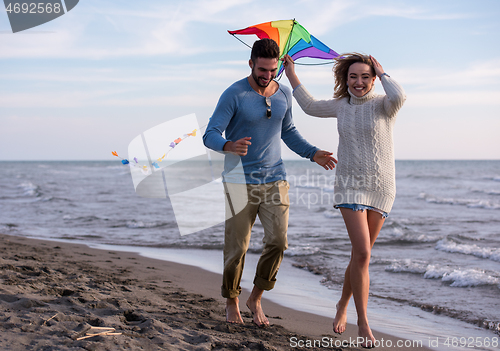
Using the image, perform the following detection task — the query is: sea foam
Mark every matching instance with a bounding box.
[418,192,500,210]
[18,182,40,197]
[424,265,500,288]
[436,239,500,262]
[385,259,500,288]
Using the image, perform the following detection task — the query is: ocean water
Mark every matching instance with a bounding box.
[1,160,499,349]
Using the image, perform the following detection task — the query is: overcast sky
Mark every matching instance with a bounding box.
[1,0,499,161]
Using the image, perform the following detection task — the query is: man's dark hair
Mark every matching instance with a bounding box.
[250,38,280,63]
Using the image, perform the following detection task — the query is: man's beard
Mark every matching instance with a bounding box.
[252,69,274,88]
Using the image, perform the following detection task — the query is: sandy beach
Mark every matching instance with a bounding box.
[0,233,432,350]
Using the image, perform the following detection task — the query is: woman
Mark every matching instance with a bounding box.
[283,53,406,347]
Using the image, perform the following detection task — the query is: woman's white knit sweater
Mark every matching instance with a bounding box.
[293,76,406,213]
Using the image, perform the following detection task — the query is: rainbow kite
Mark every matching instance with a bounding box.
[228,19,340,76]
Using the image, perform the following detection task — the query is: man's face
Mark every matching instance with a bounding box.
[250,57,278,88]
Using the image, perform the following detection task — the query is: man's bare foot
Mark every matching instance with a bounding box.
[226,297,243,324]
[245,299,269,327]
[358,323,376,348]
[333,302,348,334]
[245,286,269,327]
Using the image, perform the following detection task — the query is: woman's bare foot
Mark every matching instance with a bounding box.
[358,323,376,348]
[333,302,348,334]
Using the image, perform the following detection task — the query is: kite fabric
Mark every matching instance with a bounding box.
[228,19,340,76]
[112,128,199,175]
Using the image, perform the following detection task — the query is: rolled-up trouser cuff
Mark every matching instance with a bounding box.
[253,275,276,291]
[221,285,241,299]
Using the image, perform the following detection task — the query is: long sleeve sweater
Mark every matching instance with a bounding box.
[293,76,406,213]
[203,77,319,184]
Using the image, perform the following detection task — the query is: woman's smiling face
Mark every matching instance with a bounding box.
[347,62,376,97]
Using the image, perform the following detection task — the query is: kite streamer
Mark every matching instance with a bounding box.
[112,128,199,175]
[228,19,340,77]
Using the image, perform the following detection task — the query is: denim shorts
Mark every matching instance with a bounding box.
[334,203,389,218]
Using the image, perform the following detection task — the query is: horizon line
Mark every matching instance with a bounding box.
[0,159,499,162]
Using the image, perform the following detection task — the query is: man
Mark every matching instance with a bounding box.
[203,38,336,326]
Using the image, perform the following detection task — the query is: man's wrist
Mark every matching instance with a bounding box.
[310,148,320,162]
[223,141,232,152]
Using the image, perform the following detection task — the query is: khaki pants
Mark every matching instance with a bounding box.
[221,180,290,298]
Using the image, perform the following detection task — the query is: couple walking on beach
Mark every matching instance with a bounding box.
[203,38,406,347]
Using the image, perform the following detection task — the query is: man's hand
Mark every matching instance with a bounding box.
[223,137,252,156]
[313,150,337,170]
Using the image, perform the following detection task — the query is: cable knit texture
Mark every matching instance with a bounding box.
[293,76,406,213]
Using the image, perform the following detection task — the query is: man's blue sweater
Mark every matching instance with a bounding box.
[203,78,318,184]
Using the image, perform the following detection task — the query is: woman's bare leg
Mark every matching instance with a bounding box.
[335,209,385,346]
[333,258,352,333]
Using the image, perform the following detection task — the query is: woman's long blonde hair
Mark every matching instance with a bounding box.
[333,53,376,99]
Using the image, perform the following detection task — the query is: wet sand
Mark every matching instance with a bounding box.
[0,233,432,350]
